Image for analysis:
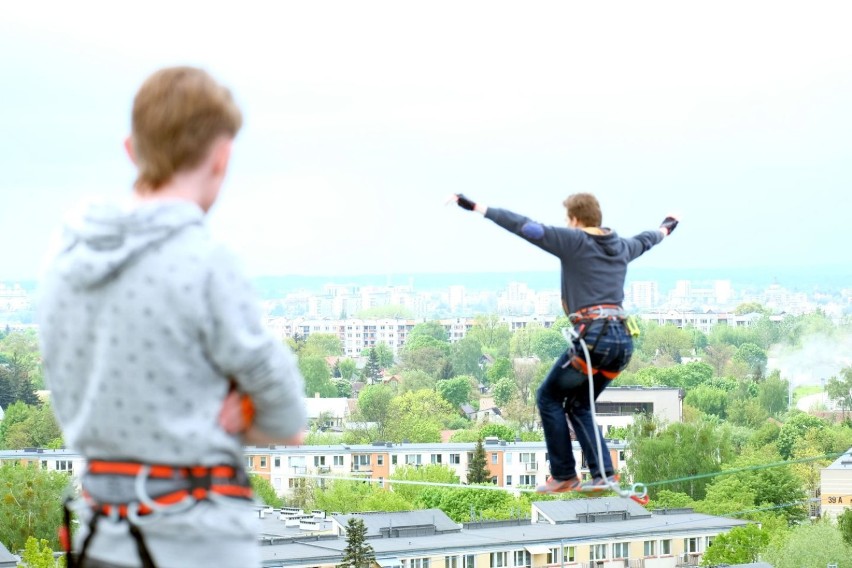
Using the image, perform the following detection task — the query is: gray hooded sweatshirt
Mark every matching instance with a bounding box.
[37,198,306,568]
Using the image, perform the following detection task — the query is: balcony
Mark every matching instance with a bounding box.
[317,466,331,474]
[351,464,372,473]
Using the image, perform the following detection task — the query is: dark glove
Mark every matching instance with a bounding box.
[456,194,476,211]
[660,216,679,235]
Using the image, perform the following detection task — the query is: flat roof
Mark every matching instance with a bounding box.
[824,448,852,470]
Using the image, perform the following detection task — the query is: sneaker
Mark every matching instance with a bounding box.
[536,476,582,494]
[579,474,620,492]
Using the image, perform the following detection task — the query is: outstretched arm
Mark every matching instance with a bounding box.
[625,215,680,260]
[449,193,577,257]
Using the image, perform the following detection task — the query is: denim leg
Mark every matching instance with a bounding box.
[536,352,584,480]
[567,373,614,479]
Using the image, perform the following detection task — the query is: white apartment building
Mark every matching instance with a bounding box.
[820,448,852,521]
[635,311,779,335]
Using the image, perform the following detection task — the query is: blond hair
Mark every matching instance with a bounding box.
[562,193,602,227]
[131,67,242,190]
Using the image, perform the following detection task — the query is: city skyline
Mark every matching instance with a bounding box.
[3,2,852,280]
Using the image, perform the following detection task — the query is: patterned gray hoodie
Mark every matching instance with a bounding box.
[37,198,306,567]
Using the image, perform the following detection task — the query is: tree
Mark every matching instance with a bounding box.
[355,385,395,438]
[479,424,516,442]
[407,321,448,343]
[399,370,436,393]
[839,509,852,548]
[389,464,459,504]
[338,359,358,380]
[640,323,694,362]
[776,412,827,459]
[491,377,517,407]
[400,336,452,379]
[700,524,770,566]
[250,474,283,508]
[0,402,63,449]
[437,376,474,408]
[530,328,566,363]
[386,390,455,443]
[372,342,395,369]
[450,337,484,379]
[0,463,67,552]
[334,378,353,398]
[732,343,767,379]
[684,385,728,418]
[18,536,65,568]
[466,438,490,483]
[827,366,852,415]
[467,315,511,359]
[362,349,382,383]
[757,370,789,416]
[702,344,734,376]
[485,358,513,386]
[339,517,375,568]
[302,333,343,357]
[764,520,852,568]
[299,356,337,397]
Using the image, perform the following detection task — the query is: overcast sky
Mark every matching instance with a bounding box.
[2,1,851,279]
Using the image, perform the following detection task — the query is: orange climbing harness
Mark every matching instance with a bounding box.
[63,460,252,568]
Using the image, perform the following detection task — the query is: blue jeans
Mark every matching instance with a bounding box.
[536,319,633,480]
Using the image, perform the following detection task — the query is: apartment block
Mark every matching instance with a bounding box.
[820,447,852,521]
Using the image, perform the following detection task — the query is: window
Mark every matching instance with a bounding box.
[314,456,326,466]
[660,540,672,555]
[519,452,535,463]
[392,455,398,465]
[505,453,512,464]
[547,548,558,564]
[447,557,460,568]
[563,547,575,563]
[513,550,530,567]
[377,455,384,466]
[450,453,461,464]
[589,544,607,561]
[405,454,422,465]
[260,457,267,468]
[55,460,73,472]
[643,540,656,556]
[463,555,476,568]
[706,536,715,549]
[41,460,47,470]
[288,456,306,467]
[506,475,513,486]
[245,456,253,469]
[274,457,281,468]
[612,542,628,559]
[519,475,535,486]
[490,552,507,568]
[491,454,498,464]
[333,455,344,466]
[378,477,384,488]
[684,538,700,553]
[431,454,442,464]
[406,559,429,568]
[353,454,371,467]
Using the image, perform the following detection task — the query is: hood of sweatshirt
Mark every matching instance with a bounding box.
[585,227,626,257]
[52,199,205,290]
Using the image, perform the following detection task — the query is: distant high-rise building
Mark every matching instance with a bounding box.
[628,281,659,309]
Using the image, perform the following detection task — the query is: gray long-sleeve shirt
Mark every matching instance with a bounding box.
[484,207,664,315]
[37,198,306,567]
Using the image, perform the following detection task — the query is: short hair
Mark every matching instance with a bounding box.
[562,193,602,227]
[131,66,242,190]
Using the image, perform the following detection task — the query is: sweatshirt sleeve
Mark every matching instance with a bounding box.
[202,247,307,439]
[625,230,665,261]
[484,207,579,258]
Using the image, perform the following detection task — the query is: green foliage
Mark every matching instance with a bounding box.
[726,398,769,428]
[777,412,828,459]
[250,474,283,508]
[732,342,767,379]
[337,359,358,380]
[299,356,337,398]
[450,336,484,379]
[466,438,490,483]
[839,508,852,547]
[466,315,511,359]
[408,321,449,343]
[685,385,729,418]
[386,390,456,443]
[649,490,695,509]
[398,370,436,393]
[417,485,515,523]
[479,424,516,441]
[355,385,395,437]
[733,302,771,316]
[399,336,452,379]
[389,464,459,503]
[491,377,516,407]
[0,463,67,551]
[626,417,732,500]
[362,349,381,383]
[18,536,65,568]
[339,517,375,568]
[334,378,353,398]
[757,370,789,416]
[302,333,343,357]
[764,520,852,568]
[700,524,770,566]
[437,376,474,408]
[530,328,566,362]
[0,402,63,450]
[0,330,42,408]
[827,366,852,413]
[639,322,695,362]
[485,358,513,385]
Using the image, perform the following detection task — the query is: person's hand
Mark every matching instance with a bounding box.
[218,385,255,434]
[660,215,679,236]
[446,194,486,215]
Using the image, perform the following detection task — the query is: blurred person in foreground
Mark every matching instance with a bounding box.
[38,66,307,568]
